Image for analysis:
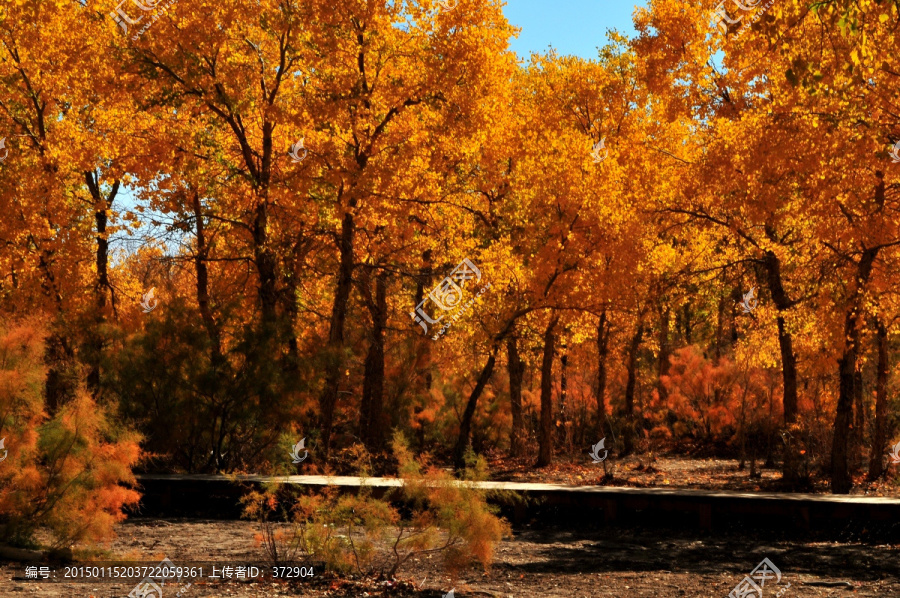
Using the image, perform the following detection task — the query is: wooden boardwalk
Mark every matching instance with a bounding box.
[135,474,900,537]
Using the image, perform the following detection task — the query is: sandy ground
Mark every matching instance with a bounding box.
[1,518,898,597]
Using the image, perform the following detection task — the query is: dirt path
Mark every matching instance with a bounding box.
[1,519,897,597]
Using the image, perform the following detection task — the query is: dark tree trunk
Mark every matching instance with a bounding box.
[762,249,801,486]
[454,345,499,468]
[681,304,693,345]
[282,235,313,379]
[558,338,569,447]
[411,250,433,452]
[507,335,526,458]
[413,250,434,391]
[85,174,120,398]
[319,206,357,458]
[763,251,800,425]
[831,248,877,494]
[851,369,865,468]
[774,316,799,424]
[191,190,227,471]
[253,200,279,327]
[623,321,644,454]
[832,347,858,494]
[44,332,76,414]
[658,304,671,402]
[714,290,725,360]
[360,268,387,449]
[191,191,222,361]
[596,310,610,436]
[868,319,889,480]
[537,317,559,467]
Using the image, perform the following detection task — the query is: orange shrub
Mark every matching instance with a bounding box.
[0,319,141,549]
[243,433,510,579]
[657,345,738,441]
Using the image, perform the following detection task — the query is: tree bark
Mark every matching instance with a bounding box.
[681,304,693,345]
[657,304,671,403]
[762,249,802,486]
[832,347,858,494]
[831,248,877,494]
[413,250,434,391]
[558,338,569,447]
[319,205,356,457]
[714,290,725,360]
[253,200,279,327]
[282,235,313,379]
[851,368,865,469]
[623,320,644,454]
[191,191,221,361]
[454,345,499,468]
[360,267,387,449]
[85,173,119,398]
[507,335,526,458]
[763,251,799,425]
[596,310,610,436]
[44,332,76,415]
[411,251,434,451]
[868,319,889,480]
[537,317,559,467]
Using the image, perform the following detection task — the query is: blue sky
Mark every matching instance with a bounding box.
[503,0,646,60]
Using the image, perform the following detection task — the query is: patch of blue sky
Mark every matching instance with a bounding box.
[503,0,646,60]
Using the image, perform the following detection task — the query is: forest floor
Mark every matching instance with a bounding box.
[1,518,898,597]
[484,453,900,497]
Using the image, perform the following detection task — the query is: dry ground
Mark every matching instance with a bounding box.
[1,518,898,597]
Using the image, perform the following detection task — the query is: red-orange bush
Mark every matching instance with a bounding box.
[0,319,141,549]
[657,346,738,441]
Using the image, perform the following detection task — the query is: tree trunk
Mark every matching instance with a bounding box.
[319,206,356,458]
[596,310,610,436]
[253,199,279,327]
[774,316,799,424]
[454,345,499,468]
[413,250,434,390]
[191,191,222,361]
[868,319,889,480]
[832,346,858,494]
[714,290,725,360]
[657,304,671,403]
[558,338,569,448]
[623,320,644,454]
[537,317,559,467]
[507,335,526,458]
[831,248,877,494]
[44,331,76,414]
[763,251,799,425]
[851,369,865,469]
[85,173,119,397]
[762,250,801,486]
[411,251,433,452]
[360,268,387,449]
[681,304,693,345]
[282,236,313,379]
